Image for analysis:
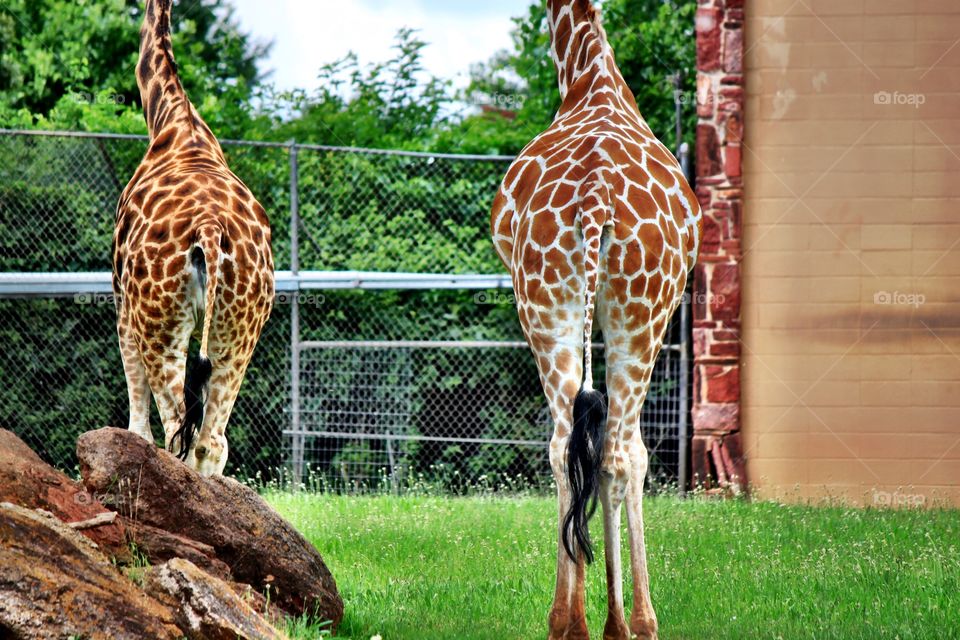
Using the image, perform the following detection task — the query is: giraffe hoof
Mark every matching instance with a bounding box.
[629,622,658,640]
[548,613,590,640]
[603,617,630,640]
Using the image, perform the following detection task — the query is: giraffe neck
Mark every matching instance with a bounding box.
[136,0,221,157]
[546,0,613,101]
[137,0,183,139]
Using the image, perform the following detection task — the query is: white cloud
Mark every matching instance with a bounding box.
[229,0,532,93]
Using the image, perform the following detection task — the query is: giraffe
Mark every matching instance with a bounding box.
[112,0,274,476]
[491,1,701,638]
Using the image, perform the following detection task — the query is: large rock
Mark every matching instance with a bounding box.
[121,516,234,581]
[119,518,288,624]
[145,558,289,640]
[0,502,182,639]
[0,429,125,551]
[78,427,343,626]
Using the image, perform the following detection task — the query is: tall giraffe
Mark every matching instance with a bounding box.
[113,0,274,476]
[491,1,701,638]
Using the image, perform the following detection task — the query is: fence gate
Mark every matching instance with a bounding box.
[284,285,691,492]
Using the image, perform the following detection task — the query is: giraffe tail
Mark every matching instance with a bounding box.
[562,186,609,564]
[170,228,220,460]
[563,387,606,563]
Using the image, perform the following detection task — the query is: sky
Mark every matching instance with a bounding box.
[229,0,535,93]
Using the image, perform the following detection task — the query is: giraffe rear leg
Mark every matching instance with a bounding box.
[150,357,187,452]
[138,330,191,453]
[184,350,250,476]
[118,311,153,442]
[528,336,590,640]
[600,472,630,640]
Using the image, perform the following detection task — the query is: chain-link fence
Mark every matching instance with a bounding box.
[0,128,690,492]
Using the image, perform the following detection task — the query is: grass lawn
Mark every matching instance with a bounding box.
[266,492,960,640]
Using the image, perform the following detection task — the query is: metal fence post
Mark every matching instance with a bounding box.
[673,70,683,153]
[674,74,693,495]
[289,141,304,485]
[679,142,692,184]
[678,285,691,495]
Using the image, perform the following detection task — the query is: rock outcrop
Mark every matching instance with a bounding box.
[0,502,182,640]
[0,427,334,638]
[121,517,234,581]
[144,558,289,640]
[77,427,342,624]
[0,429,125,551]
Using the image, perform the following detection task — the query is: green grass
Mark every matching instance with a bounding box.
[265,492,960,640]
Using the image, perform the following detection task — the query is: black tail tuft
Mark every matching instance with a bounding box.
[562,387,607,564]
[170,355,212,460]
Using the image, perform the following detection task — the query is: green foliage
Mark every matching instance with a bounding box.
[0,0,268,136]
[0,0,695,150]
[442,0,697,156]
[293,149,508,274]
[264,29,452,149]
[0,300,129,467]
[606,0,697,148]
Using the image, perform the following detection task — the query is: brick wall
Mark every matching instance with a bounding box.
[740,1,960,505]
[693,0,747,491]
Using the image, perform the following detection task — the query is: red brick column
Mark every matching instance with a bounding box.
[692,0,746,492]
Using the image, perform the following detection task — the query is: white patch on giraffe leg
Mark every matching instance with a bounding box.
[625,441,659,639]
[600,472,630,638]
[118,314,153,442]
[548,431,586,639]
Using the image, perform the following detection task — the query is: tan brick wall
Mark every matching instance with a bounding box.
[742,1,960,506]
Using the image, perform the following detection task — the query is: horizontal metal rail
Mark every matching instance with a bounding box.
[301,339,530,350]
[0,271,512,296]
[0,128,515,162]
[282,429,548,447]
[300,339,681,352]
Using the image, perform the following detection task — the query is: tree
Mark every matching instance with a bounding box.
[438,0,696,156]
[260,28,453,150]
[0,0,269,136]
